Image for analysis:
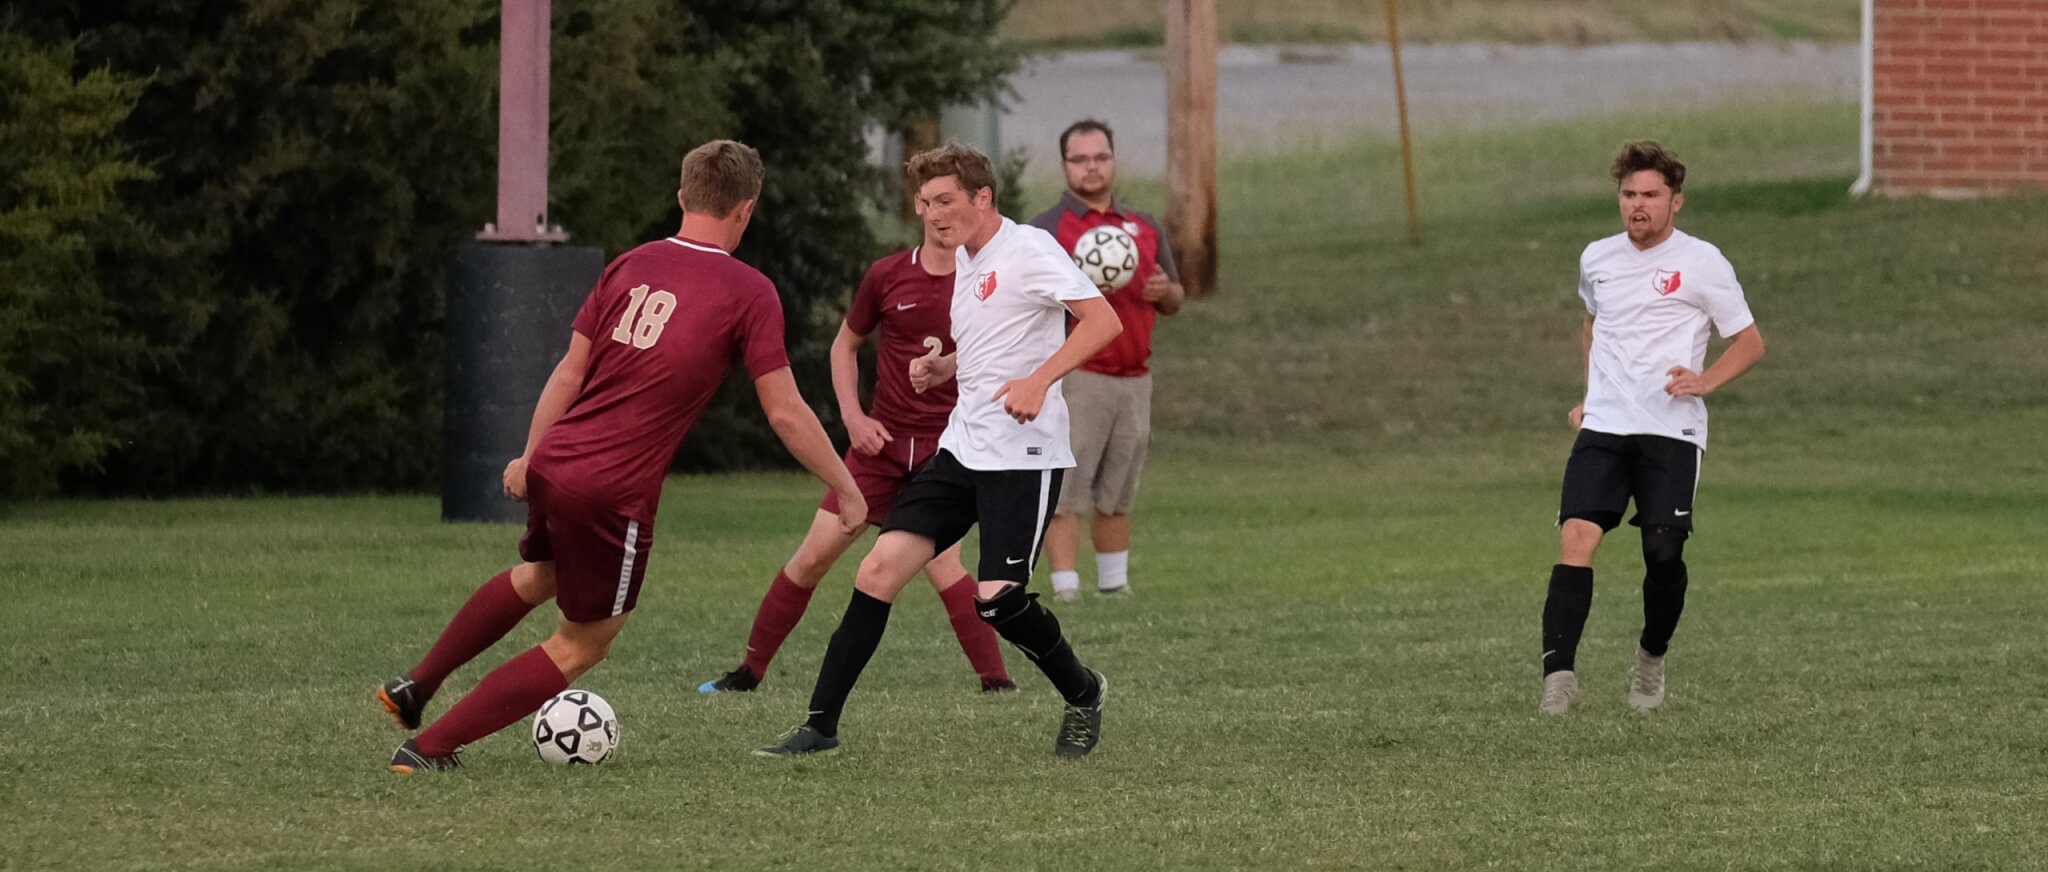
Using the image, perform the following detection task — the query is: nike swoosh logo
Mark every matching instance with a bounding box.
[1674,510,1690,516]
[1004,557,1025,565]
[896,303,917,310]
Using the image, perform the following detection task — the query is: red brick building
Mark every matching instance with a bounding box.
[1861,0,2048,197]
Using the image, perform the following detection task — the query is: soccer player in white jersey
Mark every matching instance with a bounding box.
[1539,141,1767,715]
[756,143,1124,758]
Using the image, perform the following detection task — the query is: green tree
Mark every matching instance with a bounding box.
[7,0,1015,492]
[663,0,1020,470]
[0,28,149,498]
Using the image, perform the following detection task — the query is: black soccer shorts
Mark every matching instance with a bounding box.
[881,449,1065,584]
[1557,429,1701,533]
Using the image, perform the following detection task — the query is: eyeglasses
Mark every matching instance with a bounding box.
[1063,154,1114,166]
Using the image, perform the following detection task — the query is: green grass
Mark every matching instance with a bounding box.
[8,101,2048,869]
[1006,0,1862,49]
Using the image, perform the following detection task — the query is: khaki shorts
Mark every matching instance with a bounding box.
[1058,370,1152,516]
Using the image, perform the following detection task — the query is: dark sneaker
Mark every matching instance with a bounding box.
[1055,669,1107,759]
[377,674,429,730]
[980,676,1018,693]
[753,724,841,758]
[698,667,761,694]
[389,738,461,774]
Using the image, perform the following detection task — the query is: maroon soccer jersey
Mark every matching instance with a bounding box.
[843,246,958,435]
[1027,192,1179,378]
[530,236,789,521]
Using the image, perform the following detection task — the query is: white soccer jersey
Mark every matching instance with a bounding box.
[940,217,1104,470]
[1578,228,1755,449]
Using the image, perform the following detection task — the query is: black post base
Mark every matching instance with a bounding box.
[443,242,603,523]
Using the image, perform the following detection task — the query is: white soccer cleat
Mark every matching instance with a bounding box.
[1053,588,1080,604]
[1539,670,1581,715]
[1628,647,1666,711]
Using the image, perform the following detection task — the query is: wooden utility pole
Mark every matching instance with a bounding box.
[1385,0,1421,243]
[899,118,943,220]
[1166,0,1218,297]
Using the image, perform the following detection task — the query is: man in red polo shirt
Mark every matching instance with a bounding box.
[373,140,864,772]
[1027,118,1184,603]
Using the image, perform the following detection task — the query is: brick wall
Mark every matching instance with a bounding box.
[1870,0,2048,196]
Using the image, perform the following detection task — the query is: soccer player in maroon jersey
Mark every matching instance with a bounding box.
[376,140,864,772]
[695,222,1014,695]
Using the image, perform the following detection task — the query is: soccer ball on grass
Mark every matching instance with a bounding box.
[532,689,619,765]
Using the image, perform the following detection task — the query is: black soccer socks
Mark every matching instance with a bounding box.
[1638,527,1690,657]
[1542,564,1595,675]
[978,586,1098,706]
[804,590,893,738]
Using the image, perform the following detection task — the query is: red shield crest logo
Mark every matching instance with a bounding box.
[974,270,998,301]
[1652,269,1682,296]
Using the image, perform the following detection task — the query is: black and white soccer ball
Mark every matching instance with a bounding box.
[1071,226,1140,292]
[532,689,619,765]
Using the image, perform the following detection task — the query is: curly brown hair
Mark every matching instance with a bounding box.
[906,141,998,200]
[1610,140,1686,193]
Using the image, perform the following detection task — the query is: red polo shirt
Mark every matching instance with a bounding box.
[1027,191,1180,377]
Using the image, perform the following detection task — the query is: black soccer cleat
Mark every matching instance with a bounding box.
[389,738,461,774]
[698,667,761,695]
[1055,669,1107,759]
[377,674,429,730]
[980,676,1018,693]
[753,724,841,758]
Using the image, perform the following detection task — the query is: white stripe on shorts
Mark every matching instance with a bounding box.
[612,520,640,617]
[1026,470,1052,577]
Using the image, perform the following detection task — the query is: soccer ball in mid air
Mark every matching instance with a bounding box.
[1071,225,1140,292]
[532,689,619,765]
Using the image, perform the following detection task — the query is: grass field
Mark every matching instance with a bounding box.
[1004,0,1862,48]
[7,100,2048,869]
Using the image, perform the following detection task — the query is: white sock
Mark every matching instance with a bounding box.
[1096,551,1129,591]
[1050,569,1081,593]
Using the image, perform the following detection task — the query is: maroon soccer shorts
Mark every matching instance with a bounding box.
[518,472,653,622]
[819,432,944,527]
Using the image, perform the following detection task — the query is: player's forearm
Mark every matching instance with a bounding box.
[829,330,866,420]
[1025,307,1123,388]
[1701,326,1766,393]
[769,404,857,493]
[521,366,581,458]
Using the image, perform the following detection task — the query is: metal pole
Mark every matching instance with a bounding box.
[1385,0,1421,243]
[479,0,566,242]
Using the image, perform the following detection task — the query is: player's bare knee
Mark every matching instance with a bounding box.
[922,555,968,587]
[510,561,557,604]
[852,555,911,602]
[541,635,608,677]
[1557,519,1605,566]
[783,551,831,588]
